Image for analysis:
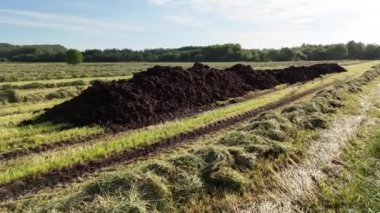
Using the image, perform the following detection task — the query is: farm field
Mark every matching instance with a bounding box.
[0,60,379,212]
[0,61,364,104]
[0,60,362,83]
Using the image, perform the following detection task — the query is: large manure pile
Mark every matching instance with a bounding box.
[37,63,346,128]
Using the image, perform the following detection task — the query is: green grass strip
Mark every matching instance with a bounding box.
[0,125,104,154]
[0,99,65,116]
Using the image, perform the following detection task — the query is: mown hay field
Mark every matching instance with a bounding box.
[0,60,379,212]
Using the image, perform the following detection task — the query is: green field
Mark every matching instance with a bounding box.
[0,61,379,212]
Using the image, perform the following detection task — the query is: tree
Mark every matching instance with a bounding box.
[265,49,280,61]
[347,41,365,59]
[2,41,380,62]
[66,49,83,65]
[325,44,347,60]
[294,51,307,60]
[277,48,296,61]
[363,44,380,59]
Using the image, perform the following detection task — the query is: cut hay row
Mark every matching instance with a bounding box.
[0,76,133,104]
[17,67,380,212]
[7,87,84,103]
[0,63,138,83]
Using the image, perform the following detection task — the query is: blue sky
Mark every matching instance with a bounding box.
[0,0,379,50]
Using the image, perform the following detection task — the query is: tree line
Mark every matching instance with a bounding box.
[0,43,67,62]
[1,41,380,63]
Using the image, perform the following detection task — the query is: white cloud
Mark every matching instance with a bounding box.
[158,0,380,47]
[185,0,343,24]
[0,9,145,34]
[2,0,379,49]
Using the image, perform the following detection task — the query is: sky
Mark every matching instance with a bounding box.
[0,0,379,50]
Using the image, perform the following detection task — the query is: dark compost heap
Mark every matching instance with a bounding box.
[36,63,346,128]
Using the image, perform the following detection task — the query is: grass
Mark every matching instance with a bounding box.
[0,61,363,83]
[311,112,380,211]
[0,63,138,83]
[0,112,35,127]
[0,61,377,186]
[0,125,104,154]
[0,123,67,141]
[0,99,65,116]
[318,129,380,211]
[14,87,83,103]
[0,75,132,87]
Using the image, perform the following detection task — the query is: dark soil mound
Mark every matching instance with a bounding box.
[267,63,346,84]
[36,63,346,129]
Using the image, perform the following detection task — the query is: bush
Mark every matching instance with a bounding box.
[66,49,83,65]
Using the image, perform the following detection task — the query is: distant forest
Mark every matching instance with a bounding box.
[1,41,380,63]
